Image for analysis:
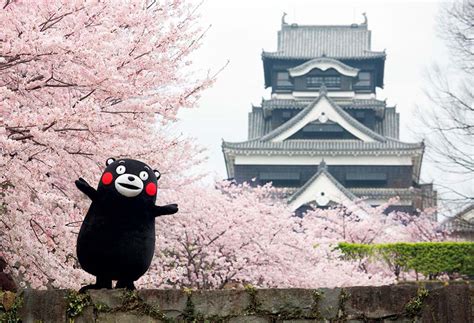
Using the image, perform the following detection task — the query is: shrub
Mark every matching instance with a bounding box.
[336,242,474,279]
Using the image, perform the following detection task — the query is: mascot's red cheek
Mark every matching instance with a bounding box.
[145,183,157,196]
[101,172,113,185]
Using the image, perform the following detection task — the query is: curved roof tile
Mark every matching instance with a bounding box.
[259,94,387,142]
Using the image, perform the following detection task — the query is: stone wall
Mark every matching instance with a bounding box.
[1,282,472,322]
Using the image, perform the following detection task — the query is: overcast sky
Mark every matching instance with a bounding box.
[175,0,469,212]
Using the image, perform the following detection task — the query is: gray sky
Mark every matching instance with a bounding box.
[176,0,470,214]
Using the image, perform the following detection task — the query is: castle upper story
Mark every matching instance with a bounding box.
[262,18,386,98]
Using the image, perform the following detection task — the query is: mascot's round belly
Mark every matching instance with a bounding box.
[77,208,156,280]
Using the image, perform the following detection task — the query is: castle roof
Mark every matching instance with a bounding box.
[227,94,422,153]
[262,23,386,60]
[288,162,357,209]
[259,94,386,142]
[261,98,387,111]
[222,138,423,154]
[250,100,399,140]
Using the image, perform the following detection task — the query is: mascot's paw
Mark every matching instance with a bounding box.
[162,203,178,215]
[166,204,178,214]
[75,178,88,188]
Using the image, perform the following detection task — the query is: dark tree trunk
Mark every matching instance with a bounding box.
[0,257,17,292]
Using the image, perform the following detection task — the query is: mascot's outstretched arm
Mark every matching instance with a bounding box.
[152,204,178,217]
[75,177,97,201]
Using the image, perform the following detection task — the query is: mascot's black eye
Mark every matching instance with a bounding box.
[139,171,149,181]
[116,165,126,174]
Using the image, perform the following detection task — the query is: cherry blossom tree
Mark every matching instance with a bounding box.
[298,201,448,282]
[146,183,394,289]
[300,202,396,244]
[146,187,448,289]
[301,200,447,244]
[0,0,212,289]
[391,208,449,242]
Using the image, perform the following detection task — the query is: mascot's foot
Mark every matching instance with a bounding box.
[78,284,99,293]
[115,280,136,290]
[79,277,112,293]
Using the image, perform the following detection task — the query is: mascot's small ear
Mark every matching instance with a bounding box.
[106,158,116,166]
[154,170,161,181]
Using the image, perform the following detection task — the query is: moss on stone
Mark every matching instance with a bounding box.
[242,287,328,321]
[182,290,197,322]
[66,290,91,320]
[273,307,305,320]
[66,289,174,322]
[309,289,323,319]
[336,288,350,320]
[93,301,110,313]
[0,290,22,323]
[118,289,170,322]
[243,284,261,315]
[404,286,429,318]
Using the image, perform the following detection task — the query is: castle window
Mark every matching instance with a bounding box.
[355,72,371,88]
[307,76,341,89]
[289,122,357,139]
[276,72,292,87]
[345,172,387,187]
[302,123,343,133]
[259,172,300,187]
[354,111,365,121]
[281,110,296,121]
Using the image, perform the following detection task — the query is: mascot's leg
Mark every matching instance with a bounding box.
[115,280,136,290]
[79,276,112,293]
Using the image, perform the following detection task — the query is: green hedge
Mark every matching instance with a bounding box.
[336,242,474,279]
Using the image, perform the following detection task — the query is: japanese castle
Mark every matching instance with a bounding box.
[222,15,436,214]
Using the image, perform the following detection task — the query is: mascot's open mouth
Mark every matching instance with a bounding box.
[118,183,140,190]
[114,174,144,197]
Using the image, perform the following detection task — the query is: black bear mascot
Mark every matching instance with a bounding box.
[75,158,178,291]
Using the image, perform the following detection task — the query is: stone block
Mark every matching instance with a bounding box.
[420,284,471,323]
[382,319,420,323]
[279,320,324,323]
[229,315,271,323]
[257,289,315,317]
[138,289,188,318]
[470,284,474,318]
[74,306,95,323]
[315,288,340,319]
[345,285,419,319]
[96,312,156,323]
[191,289,251,317]
[19,289,68,323]
[88,288,125,309]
